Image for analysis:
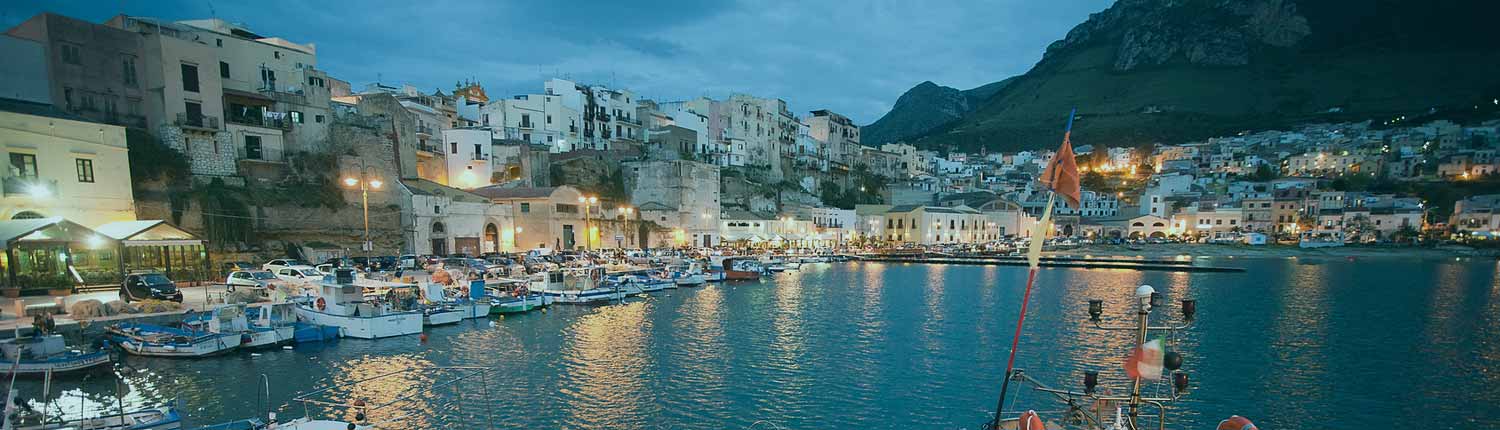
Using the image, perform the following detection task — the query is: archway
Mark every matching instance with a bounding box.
[1061,224,1074,237]
[11,211,43,220]
[484,223,499,253]
[1149,231,1166,238]
[431,222,448,255]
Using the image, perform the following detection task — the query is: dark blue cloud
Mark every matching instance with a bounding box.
[1,0,1111,124]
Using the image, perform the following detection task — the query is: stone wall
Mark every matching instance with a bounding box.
[160,125,237,177]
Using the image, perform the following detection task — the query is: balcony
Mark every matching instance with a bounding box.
[102,113,148,129]
[175,113,220,131]
[617,116,641,126]
[519,121,534,130]
[225,112,293,130]
[415,125,435,136]
[235,145,285,163]
[2,177,57,197]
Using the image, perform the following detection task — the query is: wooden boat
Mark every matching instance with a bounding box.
[719,257,764,281]
[530,268,626,304]
[7,404,181,430]
[106,322,240,358]
[0,334,110,375]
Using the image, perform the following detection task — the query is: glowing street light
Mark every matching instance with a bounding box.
[342,163,383,257]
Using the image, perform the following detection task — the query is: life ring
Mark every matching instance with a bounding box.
[1017,410,1044,430]
[315,297,327,311]
[1217,416,1257,430]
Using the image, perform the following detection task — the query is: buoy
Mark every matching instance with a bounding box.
[419,333,429,343]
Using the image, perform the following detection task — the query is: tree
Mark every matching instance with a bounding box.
[1081,171,1107,190]
[1250,163,1277,182]
[126,129,190,187]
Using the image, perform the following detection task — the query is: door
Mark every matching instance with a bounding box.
[562,225,576,250]
[431,239,449,255]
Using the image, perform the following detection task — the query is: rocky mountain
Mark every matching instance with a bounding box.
[895,0,1500,153]
[860,78,1014,147]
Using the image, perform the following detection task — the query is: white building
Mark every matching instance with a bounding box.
[440,128,493,189]
[1,100,135,226]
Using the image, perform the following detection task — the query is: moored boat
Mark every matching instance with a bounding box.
[719,257,763,280]
[293,270,423,339]
[5,400,182,430]
[106,322,240,358]
[531,268,626,304]
[0,334,110,375]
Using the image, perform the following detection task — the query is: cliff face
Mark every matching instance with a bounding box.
[893,0,1500,153]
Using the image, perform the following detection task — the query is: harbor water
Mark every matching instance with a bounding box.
[13,257,1500,429]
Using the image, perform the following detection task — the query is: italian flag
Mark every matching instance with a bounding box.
[1125,338,1165,380]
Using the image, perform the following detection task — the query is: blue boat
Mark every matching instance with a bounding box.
[0,334,111,375]
[106,322,240,358]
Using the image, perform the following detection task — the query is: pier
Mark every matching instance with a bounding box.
[855,255,1245,273]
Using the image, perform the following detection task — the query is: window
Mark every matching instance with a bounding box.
[450,142,458,154]
[245,135,263,160]
[520,203,530,213]
[546,115,552,124]
[184,101,203,124]
[63,88,74,110]
[315,114,325,123]
[434,205,442,214]
[10,154,38,178]
[219,61,230,78]
[181,63,200,93]
[289,111,302,123]
[122,56,138,86]
[61,44,81,65]
[556,204,578,214]
[274,51,281,59]
[75,159,94,183]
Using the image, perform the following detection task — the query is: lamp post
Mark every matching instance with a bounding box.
[342,166,383,261]
[619,206,633,248]
[577,195,597,250]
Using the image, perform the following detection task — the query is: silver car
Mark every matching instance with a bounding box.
[226,270,280,294]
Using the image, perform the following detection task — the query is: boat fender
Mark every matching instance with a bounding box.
[315,297,327,311]
[419,333,429,343]
[1217,416,1257,430]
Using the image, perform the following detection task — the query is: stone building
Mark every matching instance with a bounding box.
[0,98,135,226]
[623,159,722,248]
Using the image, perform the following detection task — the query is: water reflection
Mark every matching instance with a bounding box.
[559,302,654,429]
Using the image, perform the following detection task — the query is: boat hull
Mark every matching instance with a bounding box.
[294,307,423,339]
[423,309,466,326]
[542,289,625,304]
[242,326,295,348]
[1,350,111,375]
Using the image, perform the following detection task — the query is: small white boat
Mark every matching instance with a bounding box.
[243,302,298,348]
[532,268,626,304]
[106,322,240,358]
[0,334,110,375]
[294,270,423,339]
[421,305,466,326]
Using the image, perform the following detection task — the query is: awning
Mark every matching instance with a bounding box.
[222,88,275,103]
[94,220,202,246]
[0,217,111,247]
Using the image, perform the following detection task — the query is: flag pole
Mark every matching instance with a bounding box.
[989,109,1075,429]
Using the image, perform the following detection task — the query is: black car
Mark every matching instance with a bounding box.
[120,272,183,303]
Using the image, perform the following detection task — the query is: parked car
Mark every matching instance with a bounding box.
[225,270,280,293]
[263,259,309,272]
[274,265,324,284]
[120,272,183,303]
[222,261,257,276]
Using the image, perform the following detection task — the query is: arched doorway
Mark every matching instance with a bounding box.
[431,222,448,255]
[11,211,43,220]
[484,223,499,253]
[1062,224,1074,237]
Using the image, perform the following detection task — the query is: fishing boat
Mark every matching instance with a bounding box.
[3,397,182,430]
[0,334,110,375]
[106,322,240,358]
[609,274,670,293]
[702,268,727,282]
[420,304,466,327]
[719,257,763,280]
[181,304,293,349]
[242,302,298,348]
[668,265,706,286]
[486,280,550,314]
[530,268,626,304]
[293,270,423,339]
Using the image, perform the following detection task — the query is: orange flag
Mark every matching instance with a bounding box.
[1039,109,1082,208]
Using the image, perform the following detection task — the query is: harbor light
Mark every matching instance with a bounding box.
[1173,372,1190,394]
[343,177,358,187]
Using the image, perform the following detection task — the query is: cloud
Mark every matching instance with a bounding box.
[1,0,1111,124]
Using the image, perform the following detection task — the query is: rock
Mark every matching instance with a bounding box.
[107,300,138,315]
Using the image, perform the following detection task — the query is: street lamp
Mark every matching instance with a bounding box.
[342,165,383,260]
[578,195,597,250]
